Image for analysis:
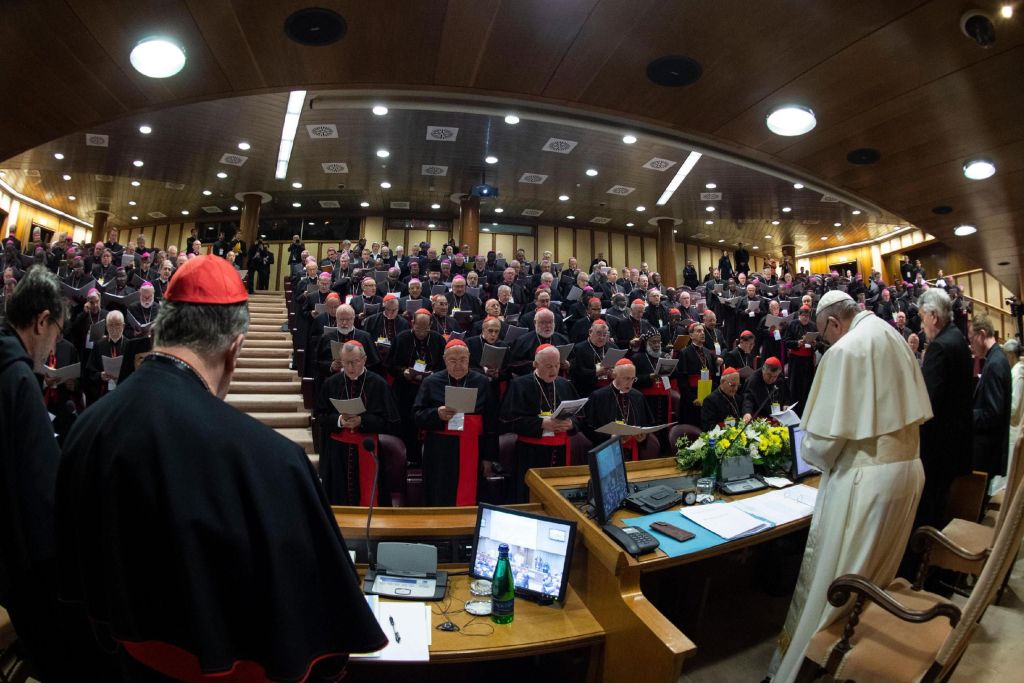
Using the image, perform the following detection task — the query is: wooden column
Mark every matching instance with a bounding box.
[238,192,263,262]
[460,195,480,257]
[93,210,110,244]
[656,217,679,288]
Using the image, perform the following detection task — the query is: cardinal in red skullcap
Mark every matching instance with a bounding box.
[580,352,657,462]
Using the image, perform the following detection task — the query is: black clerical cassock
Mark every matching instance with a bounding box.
[679,342,716,428]
[507,330,569,375]
[388,328,446,459]
[569,338,618,396]
[84,333,125,404]
[701,371,743,431]
[413,369,491,506]
[317,368,400,505]
[741,364,790,418]
[57,354,386,680]
[501,372,581,502]
[583,383,654,461]
[783,315,817,416]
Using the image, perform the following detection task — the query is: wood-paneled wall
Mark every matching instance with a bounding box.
[0,187,92,247]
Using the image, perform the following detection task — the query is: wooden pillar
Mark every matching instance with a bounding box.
[238,192,263,261]
[656,217,679,288]
[460,195,480,257]
[93,210,110,244]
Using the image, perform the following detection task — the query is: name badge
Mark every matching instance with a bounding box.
[86,337,94,350]
[661,376,672,390]
[748,310,755,317]
[377,336,388,344]
[771,402,781,414]
[615,420,625,425]
[773,330,782,341]
[595,363,603,373]
[700,369,710,381]
[539,411,552,418]
[452,307,461,313]
[714,343,721,355]
[413,359,427,373]
[724,417,736,427]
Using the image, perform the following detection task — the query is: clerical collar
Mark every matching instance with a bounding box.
[146,352,212,393]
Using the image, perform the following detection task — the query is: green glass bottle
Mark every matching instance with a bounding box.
[490,543,515,624]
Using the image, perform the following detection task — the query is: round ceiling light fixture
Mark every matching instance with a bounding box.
[834,222,842,227]
[128,200,137,206]
[485,155,498,164]
[781,206,792,213]
[376,149,390,158]
[566,215,575,220]
[705,205,715,212]
[181,210,189,215]
[229,205,239,211]
[636,206,646,212]
[139,125,152,135]
[292,181,303,188]
[62,174,71,181]
[626,222,635,227]
[504,114,520,125]
[67,195,76,201]
[54,153,65,160]
[953,224,977,236]
[131,216,139,220]
[495,207,504,213]
[129,37,187,78]
[586,168,599,177]
[291,202,301,208]
[963,158,996,180]
[284,7,347,46]
[558,194,570,201]
[216,172,228,179]
[851,209,862,215]
[133,160,144,167]
[372,105,388,116]
[430,203,441,209]
[705,220,714,225]
[237,141,250,150]
[622,134,637,145]
[360,201,370,208]
[793,183,804,189]
[131,180,141,187]
[765,104,816,136]
[771,220,780,225]
[705,182,717,189]
[646,55,703,87]
[380,182,391,189]
[202,190,212,196]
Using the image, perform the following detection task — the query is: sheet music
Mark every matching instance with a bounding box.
[556,343,574,364]
[444,386,478,413]
[40,362,81,381]
[550,397,587,420]
[101,355,124,376]
[599,347,628,368]
[330,397,366,415]
[480,343,507,369]
[654,357,678,375]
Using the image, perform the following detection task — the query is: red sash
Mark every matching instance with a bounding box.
[641,381,674,425]
[518,431,571,466]
[789,345,813,358]
[329,430,379,506]
[623,436,640,461]
[436,414,484,506]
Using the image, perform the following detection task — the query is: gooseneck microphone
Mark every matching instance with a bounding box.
[363,437,379,570]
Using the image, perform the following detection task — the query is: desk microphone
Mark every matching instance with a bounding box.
[363,437,379,570]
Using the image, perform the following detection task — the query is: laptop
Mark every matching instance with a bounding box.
[718,455,767,495]
[789,426,820,480]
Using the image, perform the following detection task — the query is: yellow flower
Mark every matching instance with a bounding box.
[718,438,731,450]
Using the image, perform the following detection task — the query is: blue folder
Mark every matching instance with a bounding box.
[623,508,729,558]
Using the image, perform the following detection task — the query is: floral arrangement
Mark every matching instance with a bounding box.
[675,418,792,475]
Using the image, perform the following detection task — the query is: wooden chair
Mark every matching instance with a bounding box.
[912,437,1024,598]
[795,443,1024,682]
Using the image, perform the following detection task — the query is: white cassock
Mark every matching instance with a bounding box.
[993,361,1024,493]
[770,310,932,683]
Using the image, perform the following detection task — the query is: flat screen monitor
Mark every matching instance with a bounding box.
[789,426,820,479]
[469,504,577,604]
[588,437,629,526]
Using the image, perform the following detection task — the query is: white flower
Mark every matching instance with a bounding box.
[688,438,705,451]
[709,426,725,439]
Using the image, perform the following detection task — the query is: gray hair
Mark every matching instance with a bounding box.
[1004,339,1021,359]
[152,301,249,356]
[498,285,511,295]
[918,287,952,326]
[816,298,860,325]
[0,266,66,329]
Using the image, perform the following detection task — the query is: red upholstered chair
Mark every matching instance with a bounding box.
[378,434,407,507]
[638,433,663,460]
[668,424,701,451]
[569,432,593,466]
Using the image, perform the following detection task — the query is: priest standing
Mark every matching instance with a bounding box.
[581,358,655,460]
[768,290,931,683]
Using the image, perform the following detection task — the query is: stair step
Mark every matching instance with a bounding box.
[228,380,300,394]
[232,367,297,380]
[239,346,291,358]
[236,357,289,368]
[248,324,287,333]
[249,412,310,428]
[246,331,292,341]
[225,394,303,411]
[276,427,315,455]
[243,338,293,348]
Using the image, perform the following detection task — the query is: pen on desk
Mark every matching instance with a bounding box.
[388,615,401,643]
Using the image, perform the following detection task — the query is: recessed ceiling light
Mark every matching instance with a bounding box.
[62,174,71,181]
[717,239,725,243]
[963,158,996,180]
[308,221,315,226]
[372,105,388,116]
[622,134,637,144]
[139,125,152,135]
[765,234,773,238]
[237,141,250,150]
[202,190,212,196]
[291,202,301,208]
[626,222,634,227]
[380,181,391,189]
[275,90,305,179]
[834,222,842,227]
[430,203,441,209]
[752,245,759,250]
[558,194,569,201]
[485,155,499,164]
[782,206,792,213]
[131,180,141,187]
[656,151,702,205]
[67,195,76,200]
[820,235,828,240]
[705,182,717,189]
[954,224,977,236]
[766,104,817,136]
[376,149,390,158]
[229,205,239,210]
[181,210,189,215]
[216,171,228,179]
[128,200,137,206]
[131,215,139,220]
[360,201,370,207]
[495,207,504,213]
[504,114,520,125]
[54,153,65,160]
[1001,4,1013,18]
[586,169,599,177]
[706,220,714,225]
[636,206,646,212]
[771,220,780,225]
[428,223,436,228]
[851,209,862,215]
[793,183,804,189]
[292,181,303,188]
[566,215,575,220]
[491,222,498,226]
[133,160,144,167]
[129,37,187,78]
[705,205,715,212]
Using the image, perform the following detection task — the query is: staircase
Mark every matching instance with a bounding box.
[226,291,316,463]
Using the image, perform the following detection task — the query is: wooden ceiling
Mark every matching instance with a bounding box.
[0,0,1019,285]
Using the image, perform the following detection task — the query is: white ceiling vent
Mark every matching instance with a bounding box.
[389,201,410,209]
[426,126,459,141]
[164,182,185,190]
[24,169,40,177]
[820,194,840,202]
[321,162,349,174]
[202,206,222,213]
[606,185,636,195]
[306,123,338,139]
[541,138,578,154]
[219,153,248,166]
[96,196,111,204]
[94,174,114,182]
[642,157,677,171]
[421,164,448,176]
[85,134,109,147]
[590,216,611,224]
[319,200,341,208]
[148,211,167,218]
[700,192,722,200]
[522,209,543,217]
[518,173,548,184]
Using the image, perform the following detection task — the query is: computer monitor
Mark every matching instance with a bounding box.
[789,426,820,479]
[469,504,577,604]
[588,437,629,525]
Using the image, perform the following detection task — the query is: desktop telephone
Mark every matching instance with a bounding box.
[602,524,660,556]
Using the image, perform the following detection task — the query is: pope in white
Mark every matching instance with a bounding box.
[769,290,932,682]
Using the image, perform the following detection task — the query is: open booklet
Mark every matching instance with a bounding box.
[330,397,366,415]
[599,347,628,368]
[38,362,81,382]
[770,401,800,426]
[551,397,587,420]
[596,421,674,437]
[480,343,507,369]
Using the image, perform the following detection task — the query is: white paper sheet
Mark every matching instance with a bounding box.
[444,386,478,413]
[680,503,772,540]
[732,486,817,526]
[330,397,366,415]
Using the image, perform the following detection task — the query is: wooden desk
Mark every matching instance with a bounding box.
[526,458,819,683]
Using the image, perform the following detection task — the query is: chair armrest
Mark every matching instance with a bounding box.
[911,526,990,563]
[828,574,962,627]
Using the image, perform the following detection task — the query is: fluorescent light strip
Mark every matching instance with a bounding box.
[656,151,702,206]
[797,225,915,258]
[0,177,92,227]
[275,90,307,180]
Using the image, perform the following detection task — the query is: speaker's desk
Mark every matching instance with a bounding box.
[333,505,604,680]
[525,458,820,683]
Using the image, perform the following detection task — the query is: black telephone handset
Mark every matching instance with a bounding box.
[602,524,660,556]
